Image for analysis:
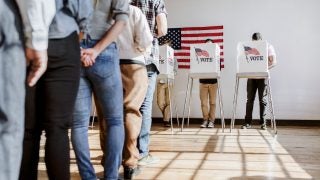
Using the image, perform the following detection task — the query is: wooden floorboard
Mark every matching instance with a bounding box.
[37,124,320,179]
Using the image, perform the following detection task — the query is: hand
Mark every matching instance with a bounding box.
[25,48,48,87]
[81,48,98,67]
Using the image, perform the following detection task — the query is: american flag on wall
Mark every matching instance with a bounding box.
[158,25,224,69]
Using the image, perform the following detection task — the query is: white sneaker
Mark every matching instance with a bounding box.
[200,120,208,128]
[138,154,160,166]
[207,121,214,128]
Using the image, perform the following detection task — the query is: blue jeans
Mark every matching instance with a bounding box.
[72,40,124,180]
[138,69,157,158]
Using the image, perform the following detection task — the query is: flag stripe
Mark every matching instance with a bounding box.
[181,26,223,31]
[181,39,223,44]
[181,32,223,37]
[158,25,224,69]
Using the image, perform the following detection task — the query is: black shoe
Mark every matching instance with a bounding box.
[241,124,251,129]
[163,121,171,127]
[100,155,105,167]
[124,166,140,180]
[260,124,267,130]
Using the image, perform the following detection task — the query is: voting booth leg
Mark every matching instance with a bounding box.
[167,79,174,133]
[174,101,180,127]
[267,78,277,135]
[217,78,225,132]
[181,76,191,131]
[187,78,194,127]
[230,77,240,132]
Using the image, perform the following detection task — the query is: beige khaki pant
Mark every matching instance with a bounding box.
[157,82,172,122]
[121,64,148,168]
[199,83,218,121]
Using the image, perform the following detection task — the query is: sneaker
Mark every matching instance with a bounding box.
[124,166,140,180]
[207,121,214,128]
[260,124,267,130]
[241,124,252,129]
[200,120,208,128]
[138,154,160,166]
[163,121,171,127]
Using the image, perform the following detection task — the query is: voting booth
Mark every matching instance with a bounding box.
[159,45,175,78]
[190,43,220,74]
[230,40,277,135]
[237,41,268,73]
[181,43,225,132]
[158,45,179,132]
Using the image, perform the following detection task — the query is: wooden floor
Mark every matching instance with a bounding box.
[38,124,320,179]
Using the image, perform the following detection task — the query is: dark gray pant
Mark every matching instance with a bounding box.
[19,32,81,180]
[0,1,26,180]
[244,79,267,125]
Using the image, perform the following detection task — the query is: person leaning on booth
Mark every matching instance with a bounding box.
[241,32,277,130]
[199,39,221,128]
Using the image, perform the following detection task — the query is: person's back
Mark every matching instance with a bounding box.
[19,0,93,179]
[117,5,153,61]
[117,4,153,179]
[130,0,168,169]
[71,0,129,179]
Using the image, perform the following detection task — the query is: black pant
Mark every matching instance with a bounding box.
[244,79,267,125]
[20,32,80,180]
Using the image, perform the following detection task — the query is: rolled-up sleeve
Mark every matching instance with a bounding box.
[16,0,56,51]
[155,0,167,16]
[112,0,129,22]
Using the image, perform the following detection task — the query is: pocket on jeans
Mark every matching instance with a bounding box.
[91,55,115,78]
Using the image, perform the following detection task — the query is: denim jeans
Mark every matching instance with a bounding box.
[0,1,26,180]
[72,39,124,180]
[138,68,157,158]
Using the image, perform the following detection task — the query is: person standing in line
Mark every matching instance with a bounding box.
[0,0,55,180]
[130,0,168,166]
[199,39,221,128]
[19,0,92,179]
[71,0,129,179]
[117,2,153,178]
[241,32,277,130]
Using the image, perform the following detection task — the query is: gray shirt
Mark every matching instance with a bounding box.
[87,0,129,40]
[49,0,93,39]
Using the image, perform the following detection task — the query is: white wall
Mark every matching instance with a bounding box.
[152,0,320,120]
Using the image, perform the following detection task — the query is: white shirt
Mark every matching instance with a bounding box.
[117,5,153,63]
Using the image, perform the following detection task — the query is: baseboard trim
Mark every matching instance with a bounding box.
[90,116,320,126]
[151,118,320,126]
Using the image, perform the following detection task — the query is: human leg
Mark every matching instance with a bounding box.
[121,64,148,178]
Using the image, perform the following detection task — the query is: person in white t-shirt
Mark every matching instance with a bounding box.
[242,32,277,130]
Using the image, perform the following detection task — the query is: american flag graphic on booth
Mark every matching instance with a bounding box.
[195,48,210,57]
[244,46,260,55]
[158,25,224,69]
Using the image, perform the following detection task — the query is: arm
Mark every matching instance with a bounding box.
[268,55,277,69]
[156,13,167,37]
[81,20,126,66]
[155,0,167,37]
[16,0,56,86]
[81,0,129,66]
[268,44,277,69]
